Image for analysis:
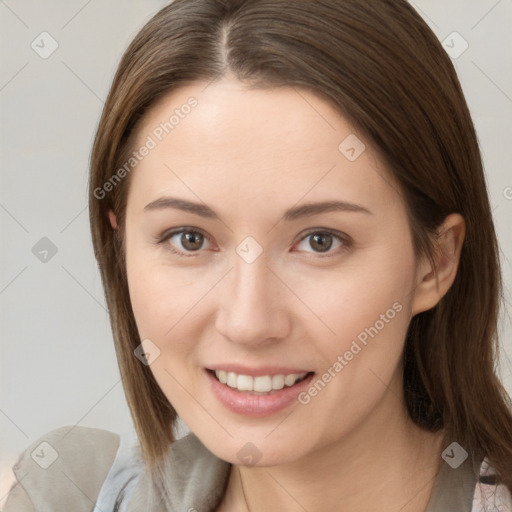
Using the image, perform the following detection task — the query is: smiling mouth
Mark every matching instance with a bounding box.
[207,369,314,395]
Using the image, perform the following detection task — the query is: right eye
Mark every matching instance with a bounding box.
[158,228,214,256]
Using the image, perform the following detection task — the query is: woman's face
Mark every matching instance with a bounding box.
[123,76,427,466]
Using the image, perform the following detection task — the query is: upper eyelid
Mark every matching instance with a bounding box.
[159,226,213,243]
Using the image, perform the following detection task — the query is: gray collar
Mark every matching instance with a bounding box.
[425,451,480,512]
[127,432,230,512]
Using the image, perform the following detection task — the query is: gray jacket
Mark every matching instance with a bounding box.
[4,425,512,511]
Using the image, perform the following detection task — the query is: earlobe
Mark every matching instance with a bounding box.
[108,210,118,230]
[411,213,466,316]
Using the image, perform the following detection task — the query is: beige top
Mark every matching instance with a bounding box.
[4,425,512,511]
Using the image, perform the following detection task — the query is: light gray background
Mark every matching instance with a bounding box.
[1,0,511,504]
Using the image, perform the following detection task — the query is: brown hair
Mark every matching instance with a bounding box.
[89,0,512,492]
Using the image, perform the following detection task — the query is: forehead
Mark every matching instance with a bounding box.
[137,77,345,156]
[127,77,402,218]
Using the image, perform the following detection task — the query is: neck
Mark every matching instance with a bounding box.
[218,377,444,512]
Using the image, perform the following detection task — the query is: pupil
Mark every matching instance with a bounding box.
[311,233,332,252]
[182,232,203,251]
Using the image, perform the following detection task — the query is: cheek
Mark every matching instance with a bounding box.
[288,248,416,402]
[298,275,414,436]
[125,238,204,339]
[125,244,206,403]
[286,248,415,348]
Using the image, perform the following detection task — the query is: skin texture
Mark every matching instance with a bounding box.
[111,76,465,511]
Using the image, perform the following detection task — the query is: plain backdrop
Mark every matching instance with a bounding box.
[1,0,511,505]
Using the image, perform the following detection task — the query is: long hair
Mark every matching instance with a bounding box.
[89,0,512,493]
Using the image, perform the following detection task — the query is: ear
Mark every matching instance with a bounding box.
[108,210,117,229]
[411,213,466,316]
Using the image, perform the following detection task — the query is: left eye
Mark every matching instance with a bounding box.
[294,231,345,255]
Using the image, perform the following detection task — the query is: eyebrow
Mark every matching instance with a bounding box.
[143,196,373,220]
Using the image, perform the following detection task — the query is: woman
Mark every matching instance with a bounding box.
[6,0,512,510]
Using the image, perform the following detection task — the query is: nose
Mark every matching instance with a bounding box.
[214,253,292,348]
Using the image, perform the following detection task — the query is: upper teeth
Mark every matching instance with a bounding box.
[214,370,308,392]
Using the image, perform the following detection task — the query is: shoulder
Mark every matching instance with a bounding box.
[472,459,512,512]
[4,425,122,512]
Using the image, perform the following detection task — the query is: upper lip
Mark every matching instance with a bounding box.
[207,365,313,377]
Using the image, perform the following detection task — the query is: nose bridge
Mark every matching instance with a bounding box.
[215,248,290,345]
[233,254,270,309]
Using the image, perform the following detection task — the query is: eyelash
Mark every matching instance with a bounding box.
[155,227,352,259]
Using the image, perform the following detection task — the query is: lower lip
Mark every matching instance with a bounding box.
[205,370,315,417]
